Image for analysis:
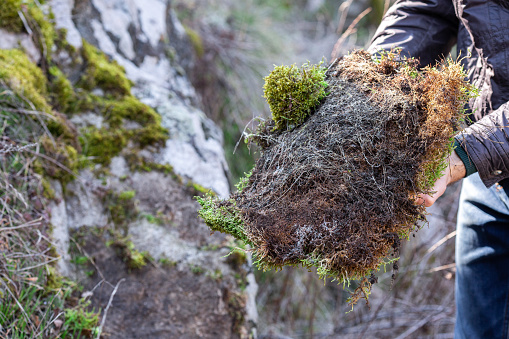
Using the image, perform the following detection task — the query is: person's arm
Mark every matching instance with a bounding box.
[454,102,509,187]
[368,0,459,67]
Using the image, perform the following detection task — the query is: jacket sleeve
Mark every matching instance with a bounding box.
[455,103,509,187]
[368,0,459,67]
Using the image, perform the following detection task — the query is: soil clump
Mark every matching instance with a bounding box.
[198,50,475,305]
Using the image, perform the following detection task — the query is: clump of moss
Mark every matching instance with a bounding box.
[49,66,78,113]
[0,49,51,112]
[263,62,328,131]
[108,235,151,270]
[27,3,56,58]
[183,25,204,58]
[104,96,160,127]
[37,136,80,184]
[198,51,477,307]
[0,0,23,32]
[81,41,133,96]
[197,194,249,244]
[81,127,127,165]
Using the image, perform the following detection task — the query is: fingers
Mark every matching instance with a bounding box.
[412,193,435,207]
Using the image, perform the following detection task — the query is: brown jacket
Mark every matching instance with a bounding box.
[368,0,509,188]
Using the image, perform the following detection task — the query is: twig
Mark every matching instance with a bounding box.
[95,278,125,339]
[428,263,455,273]
[0,218,43,232]
[426,230,456,254]
[26,149,84,184]
[394,313,434,339]
[331,7,373,59]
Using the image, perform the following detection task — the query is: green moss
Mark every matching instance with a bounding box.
[158,257,177,268]
[81,127,127,165]
[104,190,138,231]
[28,4,56,58]
[0,0,23,32]
[105,96,160,126]
[118,190,136,200]
[263,62,328,131]
[0,49,51,112]
[45,112,79,145]
[41,178,56,199]
[196,194,250,244]
[134,124,169,147]
[190,264,205,275]
[0,1,57,58]
[124,153,180,181]
[108,235,150,270]
[81,41,133,96]
[183,25,204,58]
[187,181,213,196]
[49,66,78,113]
[39,137,80,183]
[234,169,253,192]
[100,96,169,147]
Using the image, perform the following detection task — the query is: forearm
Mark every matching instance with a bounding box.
[448,148,467,184]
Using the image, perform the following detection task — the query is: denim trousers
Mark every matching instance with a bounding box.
[455,173,509,339]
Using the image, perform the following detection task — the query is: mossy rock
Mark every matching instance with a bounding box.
[0,48,51,112]
[80,41,133,97]
[0,0,23,32]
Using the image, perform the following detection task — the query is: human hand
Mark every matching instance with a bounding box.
[414,150,466,207]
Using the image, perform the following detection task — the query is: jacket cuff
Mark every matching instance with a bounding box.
[455,105,509,188]
[453,138,477,177]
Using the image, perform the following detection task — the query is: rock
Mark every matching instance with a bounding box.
[42,0,258,336]
[0,28,40,63]
[49,0,83,48]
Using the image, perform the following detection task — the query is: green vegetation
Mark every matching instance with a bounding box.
[263,63,328,131]
[108,236,151,270]
[81,41,133,96]
[0,0,23,32]
[62,300,100,338]
[0,49,51,112]
[49,66,78,113]
[28,3,57,58]
[81,127,127,165]
[196,194,250,244]
[105,190,138,231]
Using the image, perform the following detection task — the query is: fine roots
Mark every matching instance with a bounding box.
[198,50,476,306]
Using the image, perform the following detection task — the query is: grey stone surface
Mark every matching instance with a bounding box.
[39,0,259,336]
[48,180,72,277]
[64,170,109,229]
[50,0,82,48]
[0,29,40,62]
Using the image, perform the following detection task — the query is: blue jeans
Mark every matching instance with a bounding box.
[455,173,509,339]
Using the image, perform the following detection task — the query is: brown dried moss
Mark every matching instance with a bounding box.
[199,50,476,306]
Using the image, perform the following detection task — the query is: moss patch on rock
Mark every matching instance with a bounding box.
[81,41,133,97]
[0,49,51,112]
[0,0,23,32]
